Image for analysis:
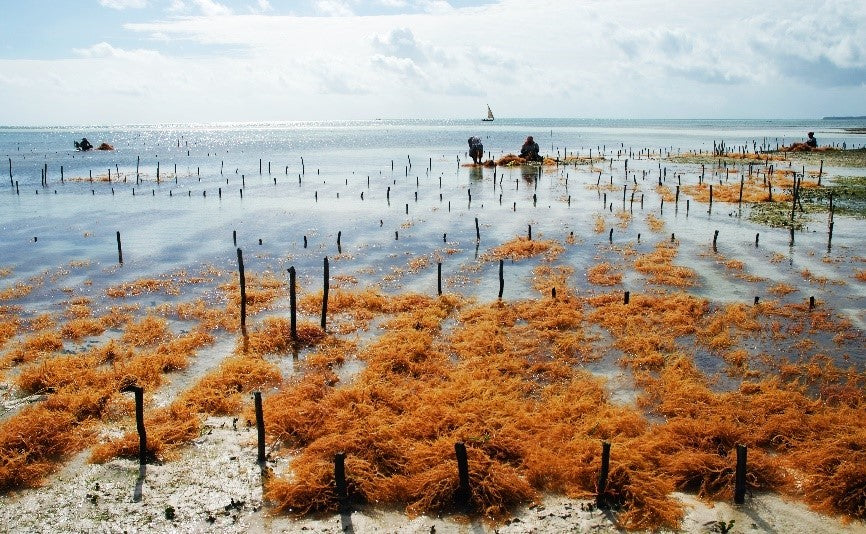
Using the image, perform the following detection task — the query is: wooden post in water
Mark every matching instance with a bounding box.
[596,441,611,508]
[738,176,744,207]
[288,266,297,341]
[624,291,630,304]
[475,217,480,241]
[713,230,719,252]
[121,385,147,465]
[437,262,442,296]
[237,248,246,328]
[116,231,123,264]
[254,391,266,464]
[321,257,329,331]
[734,444,747,504]
[498,259,504,299]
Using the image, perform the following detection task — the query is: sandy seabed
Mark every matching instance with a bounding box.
[1,416,862,534]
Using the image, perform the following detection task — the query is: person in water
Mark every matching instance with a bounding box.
[806,132,817,148]
[520,136,540,161]
[468,136,484,164]
[75,137,93,151]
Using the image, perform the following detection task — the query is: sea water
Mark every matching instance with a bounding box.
[1,118,864,373]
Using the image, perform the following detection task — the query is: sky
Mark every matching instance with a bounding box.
[0,0,864,125]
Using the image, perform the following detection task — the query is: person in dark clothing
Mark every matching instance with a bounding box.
[468,136,484,164]
[806,132,817,148]
[519,136,540,161]
[75,137,93,151]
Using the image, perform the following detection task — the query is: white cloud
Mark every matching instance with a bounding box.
[190,0,232,16]
[72,42,163,62]
[99,0,147,9]
[314,0,354,17]
[167,0,188,14]
[372,28,427,63]
[3,0,866,124]
[250,0,273,14]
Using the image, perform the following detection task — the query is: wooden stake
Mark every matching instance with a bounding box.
[237,248,246,327]
[596,441,611,508]
[254,391,266,464]
[288,266,297,341]
[498,259,504,299]
[334,452,348,510]
[455,442,471,505]
[116,231,123,264]
[321,257,329,330]
[121,385,147,465]
[734,444,747,504]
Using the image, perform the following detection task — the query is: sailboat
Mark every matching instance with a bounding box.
[482,104,494,122]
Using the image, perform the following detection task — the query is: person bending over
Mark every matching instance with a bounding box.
[520,136,540,161]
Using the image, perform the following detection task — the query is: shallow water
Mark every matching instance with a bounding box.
[2,119,864,379]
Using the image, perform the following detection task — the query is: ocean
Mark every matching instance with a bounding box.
[1,117,864,346]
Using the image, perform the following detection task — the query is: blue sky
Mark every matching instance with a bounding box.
[1,0,864,125]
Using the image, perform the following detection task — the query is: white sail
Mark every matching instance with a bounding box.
[483,104,494,121]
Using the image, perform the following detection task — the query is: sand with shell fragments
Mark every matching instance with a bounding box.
[0,415,863,534]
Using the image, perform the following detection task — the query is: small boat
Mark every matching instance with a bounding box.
[482,104,494,122]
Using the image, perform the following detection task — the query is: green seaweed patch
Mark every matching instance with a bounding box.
[748,176,866,227]
[748,202,816,229]
[666,153,778,165]
[799,176,866,218]
[774,148,866,167]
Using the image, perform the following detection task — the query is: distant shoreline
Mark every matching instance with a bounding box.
[822,115,866,120]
